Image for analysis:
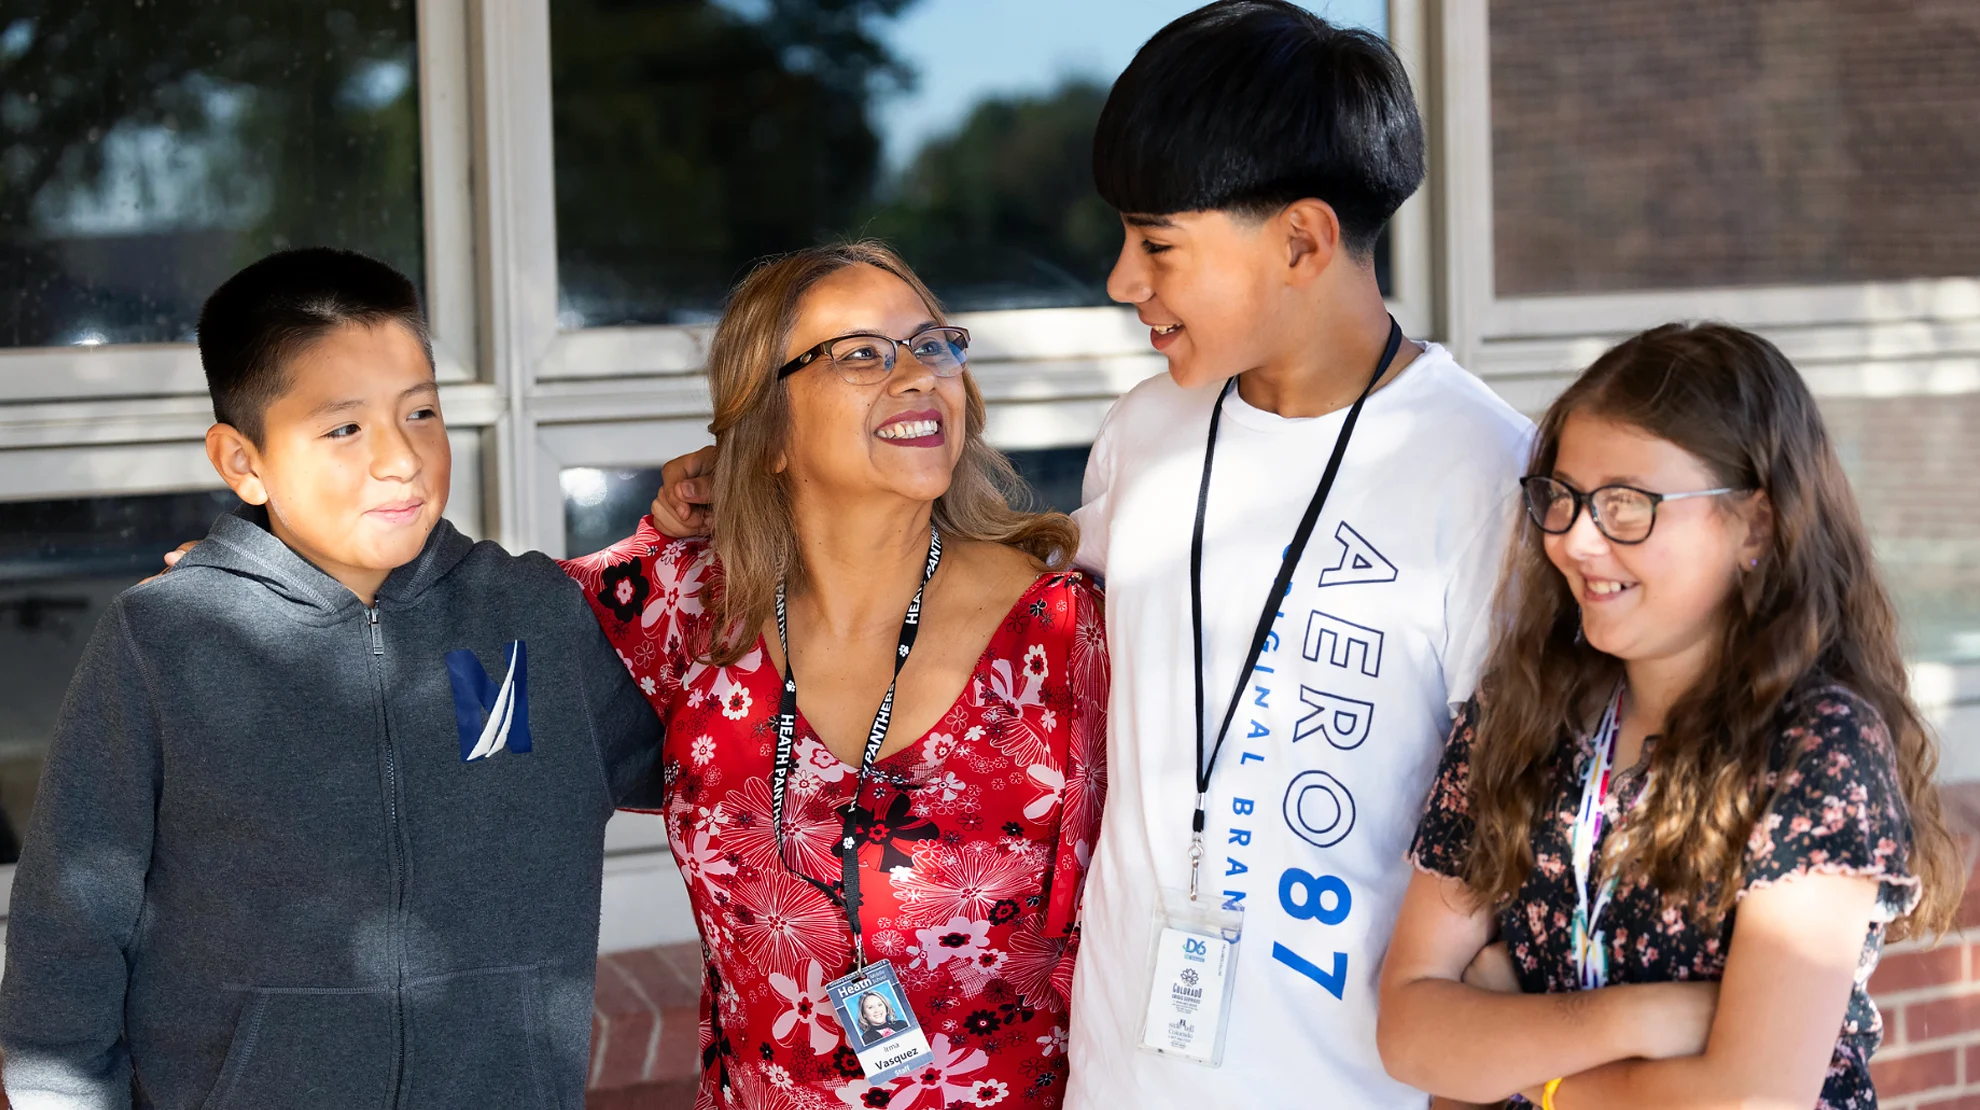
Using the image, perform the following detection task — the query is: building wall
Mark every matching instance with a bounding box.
[1488,0,1980,297]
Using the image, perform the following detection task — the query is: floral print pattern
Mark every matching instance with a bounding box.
[564,519,1108,1110]
[1409,686,1919,1109]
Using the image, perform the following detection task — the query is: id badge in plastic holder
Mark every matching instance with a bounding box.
[1138,888,1243,1066]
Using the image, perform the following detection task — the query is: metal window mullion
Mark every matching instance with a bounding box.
[468,0,562,553]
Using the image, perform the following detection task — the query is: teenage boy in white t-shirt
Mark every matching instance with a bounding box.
[1065,4,1532,1107]
[638,5,1527,1104]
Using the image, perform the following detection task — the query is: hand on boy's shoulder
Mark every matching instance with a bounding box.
[137,540,203,586]
[649,445,716,539]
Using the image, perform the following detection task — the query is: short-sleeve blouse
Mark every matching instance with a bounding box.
[563,520,1108,1110]
[1409,686,1919,1110]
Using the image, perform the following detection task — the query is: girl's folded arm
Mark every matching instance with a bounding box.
[1377,868,1718,1103]
[1534,870,1877,1110]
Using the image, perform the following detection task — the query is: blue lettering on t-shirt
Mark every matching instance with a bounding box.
[1294,688,1375,750]
[1317,522,1398,588]
[1302,611,1384,678]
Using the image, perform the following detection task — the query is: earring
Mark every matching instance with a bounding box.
[1748,557,1760,569]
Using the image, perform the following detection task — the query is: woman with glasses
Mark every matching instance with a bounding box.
[560,242,1106,1108]
[1375,323,1958,1109]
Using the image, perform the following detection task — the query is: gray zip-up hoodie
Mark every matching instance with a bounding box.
[0,507,663,1110]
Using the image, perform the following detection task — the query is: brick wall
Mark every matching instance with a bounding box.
[588,943,702,1109]
[1869,834,1980,1109]
[1488,0,1980,296]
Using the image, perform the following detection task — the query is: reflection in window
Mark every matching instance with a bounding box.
[0,489,243,864]
[549,0,1387,326]
[1007,445,1091,516]
[560,447,1093,562]
[0,3,424,348]
[563,467,668,561]
[1489,0,1980,296]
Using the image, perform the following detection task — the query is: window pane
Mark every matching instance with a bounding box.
[1489,1,1980,296]
[563,467,667,559]
[0,489,242,863]
[1,3,424,348]
[560,448,1095,558]
[1820,393,1980,665]
[1007,445,1091,516]
[549,0,1389,327]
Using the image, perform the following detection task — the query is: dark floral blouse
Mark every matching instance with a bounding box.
[1410,686,1920,1110]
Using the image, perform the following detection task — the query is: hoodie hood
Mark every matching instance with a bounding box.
[176,505,476,620]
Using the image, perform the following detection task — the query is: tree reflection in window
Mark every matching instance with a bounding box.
[550,0,1390,326]
[0,2,423,348]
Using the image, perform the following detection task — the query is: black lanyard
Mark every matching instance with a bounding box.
[771,525,942,969]
[1185,318,1404,899]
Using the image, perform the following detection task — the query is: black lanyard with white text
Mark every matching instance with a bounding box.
[1185,317,1404,901]
[771,525,942,969]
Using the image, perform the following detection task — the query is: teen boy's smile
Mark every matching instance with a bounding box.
[205,318,451,606]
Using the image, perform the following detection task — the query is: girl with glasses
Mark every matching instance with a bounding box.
[1376,323,1958,1110]
[561,242,1106,1108]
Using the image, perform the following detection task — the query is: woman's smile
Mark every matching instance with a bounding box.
[873,408,945,447]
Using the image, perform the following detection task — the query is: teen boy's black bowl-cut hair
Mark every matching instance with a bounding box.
[197,247,432,445]
[1093,0,1424,256]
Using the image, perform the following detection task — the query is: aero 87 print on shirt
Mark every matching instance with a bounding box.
[1069,343,1533,1109]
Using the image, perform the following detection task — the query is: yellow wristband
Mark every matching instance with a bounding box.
[1542,1077,1565,1110]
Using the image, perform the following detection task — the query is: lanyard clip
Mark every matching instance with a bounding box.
[1187,794,1208,902]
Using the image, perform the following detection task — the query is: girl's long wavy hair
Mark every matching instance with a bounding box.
[1460,323,1958,938]
[699,241,1079,665]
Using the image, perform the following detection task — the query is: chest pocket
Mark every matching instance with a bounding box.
[448,640,532,761]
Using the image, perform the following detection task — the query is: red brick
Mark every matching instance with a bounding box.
[1920,1095,1980,1110]
[1960,876,1980,932]
[612,945,701,1009]
[592,1008,661,1090]
[586,1078,697,1110]
[652,1001,702,1083]
[591,943,707,1093]
[1910,993,1980,1042]
[1967,1043,1980,1083]
[593,953,655,1019]
[1872,1048,1960,1097]
[1875,947,1967,995]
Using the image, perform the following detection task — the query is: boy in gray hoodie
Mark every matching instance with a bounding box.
[0,248,663,1110]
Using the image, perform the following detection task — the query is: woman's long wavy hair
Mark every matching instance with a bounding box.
[698,241,1079,665]
[1460,323,1958,938]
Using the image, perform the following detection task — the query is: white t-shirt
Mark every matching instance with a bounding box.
[1067,343,1533,1109]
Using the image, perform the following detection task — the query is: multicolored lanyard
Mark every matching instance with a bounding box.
[771,525,941,971]
[1569,686,1633,991]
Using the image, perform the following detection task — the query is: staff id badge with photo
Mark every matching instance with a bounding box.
[1139,888,1244,1066]
[824,960,934,1083]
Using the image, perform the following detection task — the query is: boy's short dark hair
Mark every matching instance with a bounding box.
[1092,0,1424,256]
[197,248,432,444]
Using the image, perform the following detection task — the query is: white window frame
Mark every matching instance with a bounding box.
[0,0,1438,950]
[0,0,496,481]
[474,0,1439,557]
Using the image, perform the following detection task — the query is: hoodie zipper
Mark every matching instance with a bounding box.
[367,606,409,1106]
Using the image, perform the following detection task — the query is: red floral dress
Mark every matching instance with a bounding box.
[562,520,1108,1110]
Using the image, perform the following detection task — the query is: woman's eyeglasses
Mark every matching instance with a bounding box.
[1519,475,1748,545]
[777,326,971,385]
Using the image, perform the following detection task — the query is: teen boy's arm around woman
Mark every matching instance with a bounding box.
[1379,323,1961,1110]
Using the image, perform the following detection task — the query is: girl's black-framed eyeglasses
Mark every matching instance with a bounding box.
[1519,474,1750,545]
[777,326,971,385]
